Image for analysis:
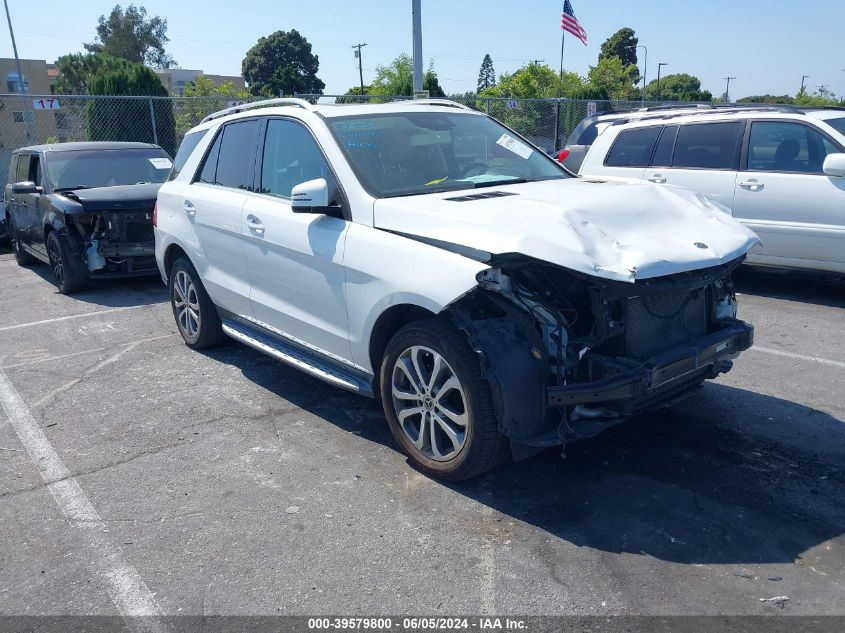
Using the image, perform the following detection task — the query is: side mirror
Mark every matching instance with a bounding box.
[12,181,42,195]
[823,153,845,177]
[291,178,331,214]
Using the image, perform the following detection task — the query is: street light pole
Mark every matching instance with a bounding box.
[801,75,810,94]
[4,0,31,142]
[657,62,668,101]
[723,76,736,103]
[411,0,423,94]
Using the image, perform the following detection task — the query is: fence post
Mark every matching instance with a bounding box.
[553,99,562,153]
[148,97,158,145]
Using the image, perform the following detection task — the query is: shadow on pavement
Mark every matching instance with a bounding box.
[735,266,845,309]
[208,342,845,566]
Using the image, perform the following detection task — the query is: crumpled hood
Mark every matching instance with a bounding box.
[373,178,760,282]
[55,183,161,212]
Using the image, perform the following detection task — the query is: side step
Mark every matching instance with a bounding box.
[221,319,374,396]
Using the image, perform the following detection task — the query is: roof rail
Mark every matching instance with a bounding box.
[398,98,474,111]
[611,104,805,126]
[201,98,317,123]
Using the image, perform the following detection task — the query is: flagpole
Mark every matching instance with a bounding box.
[554,26,565,152]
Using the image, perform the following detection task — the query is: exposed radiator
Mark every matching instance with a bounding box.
[625,290,708,360]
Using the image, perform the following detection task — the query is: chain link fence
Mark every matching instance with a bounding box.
[0,92,698,188]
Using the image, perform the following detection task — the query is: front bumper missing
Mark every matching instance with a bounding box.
[547,320,754,409]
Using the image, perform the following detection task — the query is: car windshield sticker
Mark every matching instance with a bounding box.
[149,157,173,169]
[496,133,533,160]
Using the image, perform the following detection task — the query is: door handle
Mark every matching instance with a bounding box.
[246,215,265,235]
[646,174,666,183]
[183,200,196,219]
[739,179,764,190]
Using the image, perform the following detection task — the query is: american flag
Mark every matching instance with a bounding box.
[561,0,588,46]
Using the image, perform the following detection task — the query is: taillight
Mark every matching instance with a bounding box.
[557,149,570,162]
[153,202,158,227]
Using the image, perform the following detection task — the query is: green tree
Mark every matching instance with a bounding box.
[477,54,496,93]
[599,28,639,82]
[369,54,444,98]
[55,52,134,94]
[183,75,249,99]
[87,61,176,155]
[84,4,174,68]
[644,73,712,102]
[794,85,842,106]
[241,30,325,97]
[587,56,638,100]
[737,94,795,104]
[480,63,584,99]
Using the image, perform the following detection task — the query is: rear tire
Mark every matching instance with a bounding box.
[169,256,225,349]
[379,317,509,481]
[8,215,36,266]
[46,231,87,294]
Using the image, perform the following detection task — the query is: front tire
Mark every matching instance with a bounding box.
[46,231,87,294]
[169,256,225,349]
[380,317,509,481]
[8,215,36,266]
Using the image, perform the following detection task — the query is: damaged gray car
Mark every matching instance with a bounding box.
[4,142,172,293]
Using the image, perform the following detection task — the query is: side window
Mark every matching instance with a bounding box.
[15,155,30,183]
[215,120,260,190]
[170,129,208,181]
[747,121,838,174]
[29,156,41,186]
[605,126,661,168]
[577,122,600,146]
[197,131,222,184]
[651,125,678,167]
[672,122,744,170]
[260,119,333,199]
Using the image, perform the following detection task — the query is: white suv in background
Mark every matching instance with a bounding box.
[579,107,845,274]
[155,98,758,480]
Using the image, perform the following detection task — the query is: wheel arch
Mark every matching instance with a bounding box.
[163,242,190,279]
[368,303,437,386]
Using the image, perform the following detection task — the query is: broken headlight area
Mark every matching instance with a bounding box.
[447,255,752,459]
[70,210,157,276]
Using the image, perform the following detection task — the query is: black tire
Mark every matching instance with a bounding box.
[379,317,509,481]
[169,256,225,349]
[46,230,87,294]
[8,215,37,266]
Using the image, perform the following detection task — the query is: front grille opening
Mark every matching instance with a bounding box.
[624,290,708,360]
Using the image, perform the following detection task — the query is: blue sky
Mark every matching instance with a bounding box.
[2,0,843,99]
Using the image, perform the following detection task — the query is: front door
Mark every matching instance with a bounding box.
[242,117,352,363]
[733,119,845,268]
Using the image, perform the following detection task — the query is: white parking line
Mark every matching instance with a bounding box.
[0,368,166,632]
[750,345,845,369]
[0,306,146,333]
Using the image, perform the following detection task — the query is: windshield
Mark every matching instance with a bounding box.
[825,116,845,137]
[328,112,568,198]
[47,149,173,190]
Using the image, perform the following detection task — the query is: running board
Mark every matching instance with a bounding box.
[221,320,374,396]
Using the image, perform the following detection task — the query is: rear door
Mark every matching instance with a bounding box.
[732,119,845,268]
[643,120,744,209]
[241,117,352,361]
[592,125,662,179]
[184,119,260,316]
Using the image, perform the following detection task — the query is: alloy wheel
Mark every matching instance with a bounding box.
[173,270,201,338]
[391,345,468,461]
[47,237,64,288]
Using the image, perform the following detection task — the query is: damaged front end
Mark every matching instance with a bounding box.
[447,256,753,459]
[69,209,157,276]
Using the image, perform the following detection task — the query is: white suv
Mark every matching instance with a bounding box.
[579,106,845,274]
[155,98,758,480]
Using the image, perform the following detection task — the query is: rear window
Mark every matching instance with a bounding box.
[651,125,678,167]
[825,116,845,136]
[605,126,661,167]
[672,122,744,170]
[196,120,260,190]
[169,129,207,181]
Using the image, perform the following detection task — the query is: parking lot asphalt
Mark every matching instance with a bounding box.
[0,250,843,618]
